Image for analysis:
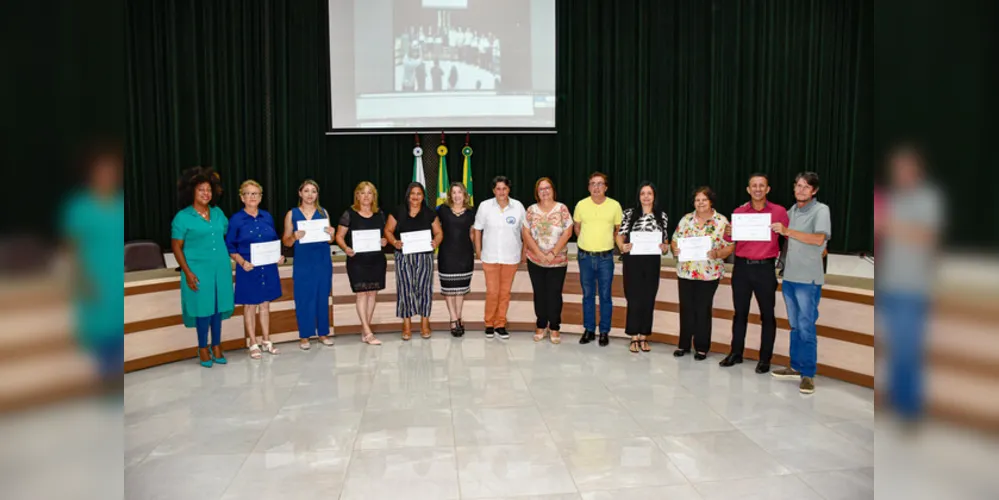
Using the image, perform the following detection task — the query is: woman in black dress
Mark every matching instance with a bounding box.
[437,182,476,337]
[335,182,388,345]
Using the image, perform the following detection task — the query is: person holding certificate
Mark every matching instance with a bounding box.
[437,182,476,337]
[670,187,733,360]
[769,172,832,394]
[615,182,668,353]
[384,182,442,340]
[225,180,284,359]
[282,179,335,350]
[720,173,789,373]
[522,177,573,344]
[335,181,388,346]
[170,167,235,368]
[473,176,527,340]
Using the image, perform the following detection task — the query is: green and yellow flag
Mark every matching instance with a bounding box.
[436,144,449,206]
[462,144,474,206]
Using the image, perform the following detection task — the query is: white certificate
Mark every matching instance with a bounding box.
[249,240,281,266]
[401,230,433,254]
[731,213,772,241]
[629,231,663,255]
[352,229,382,253]
[677,236,712,262]
[297,218,331,244]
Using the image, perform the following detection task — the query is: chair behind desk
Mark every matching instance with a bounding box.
[125,241,166,272]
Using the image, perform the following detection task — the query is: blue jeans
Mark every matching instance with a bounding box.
[579,251,615,333]
[876,291,929,420]
[782,281,822,378]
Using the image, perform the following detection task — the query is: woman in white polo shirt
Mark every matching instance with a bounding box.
[473,176,526,339]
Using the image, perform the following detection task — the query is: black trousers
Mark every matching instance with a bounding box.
[730,258,778,361]
[527,261,567,330]
[678,278,720,353]
[623,255,661,335]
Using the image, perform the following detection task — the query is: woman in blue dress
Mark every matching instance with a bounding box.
[282,179,336,350]
[226,180,285,359]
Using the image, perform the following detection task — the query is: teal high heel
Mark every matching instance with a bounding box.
[198,347,213,368]
[210,346,227,365]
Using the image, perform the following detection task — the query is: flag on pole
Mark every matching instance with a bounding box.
[436,142,449,207]
[462,134,474,206]
[412,137,427,204]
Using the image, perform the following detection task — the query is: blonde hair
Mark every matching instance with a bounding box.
[445,182,472,209]
[239,179,263,196]
[298,179,326,217]
[352,181,380,213]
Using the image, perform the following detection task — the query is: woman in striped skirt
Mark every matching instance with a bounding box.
[384,182,443,340]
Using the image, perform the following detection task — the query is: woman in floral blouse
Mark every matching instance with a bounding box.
[522,177,574,344]
[670,186,734,360]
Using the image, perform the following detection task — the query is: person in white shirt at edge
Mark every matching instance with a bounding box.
[473,176,527,339]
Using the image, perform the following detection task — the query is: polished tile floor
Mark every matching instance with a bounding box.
[124,333,875,499]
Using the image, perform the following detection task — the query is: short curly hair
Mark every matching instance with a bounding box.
[177,166,222,208]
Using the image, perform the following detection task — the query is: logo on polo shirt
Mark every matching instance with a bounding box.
[505,216,516,225]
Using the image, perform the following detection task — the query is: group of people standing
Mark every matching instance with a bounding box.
[169,167,831,394]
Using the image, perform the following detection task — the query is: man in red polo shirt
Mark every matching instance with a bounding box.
[721,173,789,374]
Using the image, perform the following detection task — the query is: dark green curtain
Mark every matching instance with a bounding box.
[127,0,873,253]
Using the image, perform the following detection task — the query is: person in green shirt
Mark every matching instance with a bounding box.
[170,167,235,367]
[62,143,124,387]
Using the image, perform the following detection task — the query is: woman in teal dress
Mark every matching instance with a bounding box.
[170,167,235,367]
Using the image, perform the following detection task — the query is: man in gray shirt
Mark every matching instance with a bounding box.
[769,172,831,394]
[875,145,943,422]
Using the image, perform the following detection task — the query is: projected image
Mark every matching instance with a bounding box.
[394,22,502,92]
[328,0,556,130]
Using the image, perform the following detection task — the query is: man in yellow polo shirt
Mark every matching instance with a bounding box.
[573,172,623,346]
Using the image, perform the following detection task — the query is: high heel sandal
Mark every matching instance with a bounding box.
[450,320,461,337]
[457,319,465,337]
[248,344,262,360]
[402,319,412,341]
[210,345,227,365]
[362,331,382,345]
[420,318,432,339]
[198,347,213,367]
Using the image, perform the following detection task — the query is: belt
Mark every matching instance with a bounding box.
[735,257,776,265]
[578,249,613,258]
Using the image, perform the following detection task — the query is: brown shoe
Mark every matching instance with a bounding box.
[799,377,815,394]
[772,367,802,380]
[420,317,432,338]
[402,318,412,341]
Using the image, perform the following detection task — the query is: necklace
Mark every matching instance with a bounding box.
[195,206,210,221]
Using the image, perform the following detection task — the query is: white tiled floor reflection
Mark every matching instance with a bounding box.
[125,333,874,499]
